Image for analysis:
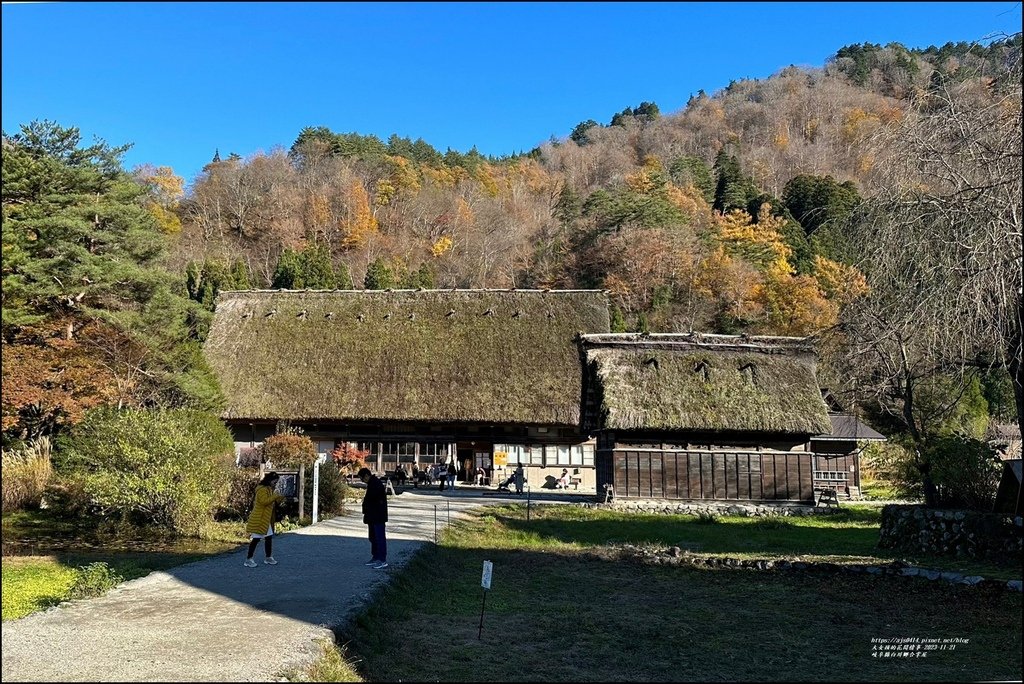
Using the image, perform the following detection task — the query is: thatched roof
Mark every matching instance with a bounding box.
[582,333,832,434]
[204,289,609,426]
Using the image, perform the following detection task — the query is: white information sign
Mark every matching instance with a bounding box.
[481,560,493,590]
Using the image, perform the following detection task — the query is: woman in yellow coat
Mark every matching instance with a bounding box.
[244,472,286,567]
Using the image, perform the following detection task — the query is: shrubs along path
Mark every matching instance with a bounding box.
[0,491,491,683]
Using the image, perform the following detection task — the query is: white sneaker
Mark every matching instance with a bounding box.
[373,561,389,569]
[364,559,378,566]
[244,559,257,568]
[264,557,277,565]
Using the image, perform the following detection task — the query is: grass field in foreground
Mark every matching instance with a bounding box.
[2,510,247,622]
[310,505,1021,682]
[1,550,236,621]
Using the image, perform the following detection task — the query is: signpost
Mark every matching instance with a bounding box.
[493,451,508,486]
[311,454,327,524]
[478,560,493,639]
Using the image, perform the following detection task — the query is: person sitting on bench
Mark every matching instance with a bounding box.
[555,468,570,489]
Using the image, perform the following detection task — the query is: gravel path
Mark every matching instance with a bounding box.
[1,489,539,682]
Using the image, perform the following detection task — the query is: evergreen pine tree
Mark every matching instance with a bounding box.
[610,306,628,333]
[363,258,395,290]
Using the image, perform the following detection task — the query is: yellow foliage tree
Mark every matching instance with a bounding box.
[422,165,468,188]
[387,156,421,195]
[456,197,474,225]
[812,255,869,306]
[134,165,185,234]
[649,243,764,330]
[307,191,332,230]
[754,273,838,335]
[503,158,552,195]
[773,126,790,150]
[374,179,396,207]
[714,205,792,276]
[339,179,378,250]
[474,163,500,197]
[624,156,665,194]
[666,183,714,227]
[841,108,882,148]
[690,244,763,321]
[148,203,182,234]
[430,235,454,258]
[140,165,185,204]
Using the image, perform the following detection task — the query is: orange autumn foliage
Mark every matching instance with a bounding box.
[1,324,118,435]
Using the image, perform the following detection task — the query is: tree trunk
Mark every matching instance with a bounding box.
[1009,329,1024,459]
[902,373,937,507]
[919,457,937,508]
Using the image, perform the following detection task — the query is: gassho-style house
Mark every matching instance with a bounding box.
[203,289,866,503]
[581,333,833,503]
[203,289,610,489]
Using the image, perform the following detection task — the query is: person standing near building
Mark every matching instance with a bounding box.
[244,472,285,567]
[358,467,389,569]
[513,462,525,495]
[446,460,457,490]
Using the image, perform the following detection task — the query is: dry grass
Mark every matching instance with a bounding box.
[2,438,53,513]
[289,639,363,683]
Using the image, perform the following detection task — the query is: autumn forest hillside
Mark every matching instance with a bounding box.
[3,36,1021,491]
[170,39,1016,333]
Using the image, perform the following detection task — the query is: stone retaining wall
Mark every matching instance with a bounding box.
[579,499,831,517]
[878,505,1022,561]
[614,544,1022,592]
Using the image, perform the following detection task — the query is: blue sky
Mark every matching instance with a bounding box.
[2,2,1021,183]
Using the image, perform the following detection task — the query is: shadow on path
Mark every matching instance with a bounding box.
[0,491,548,682]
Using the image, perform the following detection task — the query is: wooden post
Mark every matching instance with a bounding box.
[298,463,306,519]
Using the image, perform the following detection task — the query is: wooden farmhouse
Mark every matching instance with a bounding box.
[203,289,610,488]
[809,390,886,499]
[580,333,833,503]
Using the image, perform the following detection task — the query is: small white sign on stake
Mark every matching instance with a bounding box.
[481,560,493,590]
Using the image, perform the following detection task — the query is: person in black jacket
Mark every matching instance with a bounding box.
[358,467,389,569]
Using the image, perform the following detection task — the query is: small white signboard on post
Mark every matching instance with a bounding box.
[478,560,493,638]
[481,560,493,590]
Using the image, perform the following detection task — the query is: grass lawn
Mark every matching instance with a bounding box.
[861,480,902,501]
[2,509,248,622]
[1,549,237,621]
[314,504,1022,682]
[461,505,1018,579]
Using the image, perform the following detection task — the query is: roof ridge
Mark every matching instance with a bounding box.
[580,333,816,355]
[217,288,608,295]
[581,332,813,343]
